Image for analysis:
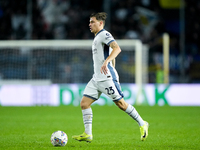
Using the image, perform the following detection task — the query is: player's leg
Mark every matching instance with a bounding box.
[80,96,95,136]
[72,79,100,142]
[100,79,149,141]
[100,79,145,126]
[114,98,149,141]
[72,96,95,142]
[114,98,145,126]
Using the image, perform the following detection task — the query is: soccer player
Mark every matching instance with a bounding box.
[72,12,149,142]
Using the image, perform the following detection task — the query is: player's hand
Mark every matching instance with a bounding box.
[100,61,108,75]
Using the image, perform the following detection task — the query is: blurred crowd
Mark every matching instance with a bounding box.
[0,0,200,83]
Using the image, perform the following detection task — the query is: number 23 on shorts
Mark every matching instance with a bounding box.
[105,86,115,95]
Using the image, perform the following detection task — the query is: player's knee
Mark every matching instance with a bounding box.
[80,96,94,110]
[80,100,88,110]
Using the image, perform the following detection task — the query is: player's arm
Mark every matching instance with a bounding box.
[100,41,121,74]
[112,58,115,68]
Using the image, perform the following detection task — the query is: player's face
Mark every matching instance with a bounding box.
[89,17,102,35]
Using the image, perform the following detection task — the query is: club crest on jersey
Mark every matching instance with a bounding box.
[105,33,112,40]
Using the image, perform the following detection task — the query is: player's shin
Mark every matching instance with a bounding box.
[82,108,93,135]
[125,104,144,126]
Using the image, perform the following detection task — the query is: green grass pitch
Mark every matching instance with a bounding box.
[0,105,200,150]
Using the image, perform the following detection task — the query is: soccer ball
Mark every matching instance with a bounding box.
[51,130,68,146]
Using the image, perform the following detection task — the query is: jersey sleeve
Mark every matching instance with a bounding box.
[101,31,115,46]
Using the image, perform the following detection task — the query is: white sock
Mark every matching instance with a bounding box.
[82,108,93,135]
[125,104,144,126]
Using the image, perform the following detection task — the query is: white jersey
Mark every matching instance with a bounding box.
[92,29,119,81]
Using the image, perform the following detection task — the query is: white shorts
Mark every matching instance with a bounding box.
[83,78,124,101]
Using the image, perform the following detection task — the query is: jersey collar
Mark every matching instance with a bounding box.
[95,29,105,36]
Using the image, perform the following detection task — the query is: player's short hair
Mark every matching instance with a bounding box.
[90,12,107,26]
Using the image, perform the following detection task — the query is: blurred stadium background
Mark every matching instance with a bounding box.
[0,0,200,106]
